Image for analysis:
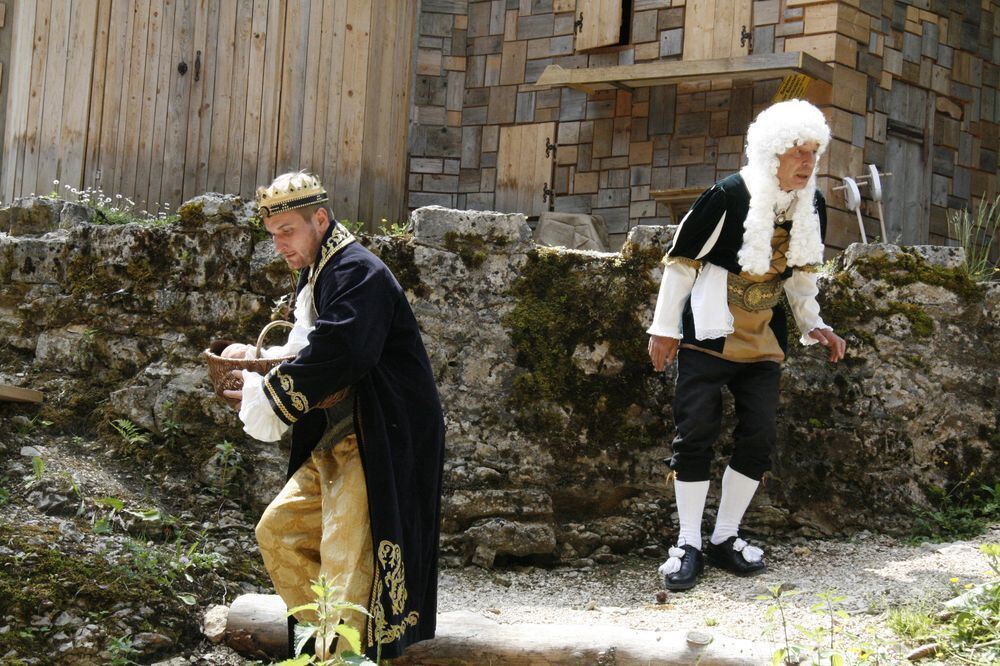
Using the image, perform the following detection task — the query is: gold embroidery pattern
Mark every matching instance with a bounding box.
[663,255,702,270]
[366,539,420,647]
[793,263,822,273]
[378,541,408,614]
[263,372,297,424]
[727,273,784,311]
[277,370,310,414]
[310,224,356,287]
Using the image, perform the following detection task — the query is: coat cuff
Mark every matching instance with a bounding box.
[238,371,290,442]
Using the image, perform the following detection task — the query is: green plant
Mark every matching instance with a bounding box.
[109,418,150,447]
[948,193,1000,281]
[92,497,125,534]
[56,181,179,226]
[911,481,1000,542]
[22,456,45,486]
[278,575,377,665]
[757,584,804,665]
[214,440,244,496]
[159,401,183,447]
[378,218,410,237]
[14,415,52,435]
[340,219,366,236]
[107,633,140,665]
[887,604,935,642]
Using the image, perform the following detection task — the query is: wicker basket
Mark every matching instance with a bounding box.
[202,321,347,409]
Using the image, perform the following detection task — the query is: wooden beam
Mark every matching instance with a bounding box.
[535,52,833,93]
[0,385,43,403]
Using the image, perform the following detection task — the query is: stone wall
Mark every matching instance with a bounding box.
[1,199,997,567]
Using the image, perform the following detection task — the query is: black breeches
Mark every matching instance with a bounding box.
[668,348,781,482]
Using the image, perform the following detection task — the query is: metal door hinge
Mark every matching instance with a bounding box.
[575,12,584,34]
[545,137,556,157]
[542,183,554,202]
[740,25,752,49]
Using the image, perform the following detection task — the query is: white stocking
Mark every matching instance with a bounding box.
[674,479,709,551]
[711,466,759,545]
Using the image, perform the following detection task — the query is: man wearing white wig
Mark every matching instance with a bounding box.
[647,100,846,590]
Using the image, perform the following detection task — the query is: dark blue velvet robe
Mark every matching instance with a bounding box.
[261,223,445,659]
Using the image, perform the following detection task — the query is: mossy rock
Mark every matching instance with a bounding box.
[503,245,667,455]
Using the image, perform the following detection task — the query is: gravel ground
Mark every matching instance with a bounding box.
[4,434,997,664]
[435,527,999,662]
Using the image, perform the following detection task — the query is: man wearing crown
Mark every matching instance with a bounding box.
[223,172,445,659]
[646,100,846,591]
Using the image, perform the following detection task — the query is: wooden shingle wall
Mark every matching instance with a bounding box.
[409,0,1000,252]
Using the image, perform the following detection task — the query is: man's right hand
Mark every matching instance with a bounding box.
[648,335,680,371]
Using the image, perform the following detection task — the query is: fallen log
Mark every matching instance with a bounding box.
[394,610,769,665]
[224,594,772,665]
[225,593,288,659]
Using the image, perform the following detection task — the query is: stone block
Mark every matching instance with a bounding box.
[464,518,557,558]
[410,206,532,247]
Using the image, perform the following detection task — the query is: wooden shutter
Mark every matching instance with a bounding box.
[495,123,556,217]
[575,0,622,52]
[682,0,751,60]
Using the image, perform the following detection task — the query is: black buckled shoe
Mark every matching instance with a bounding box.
[706,536,766,576]
[661,544,704,591]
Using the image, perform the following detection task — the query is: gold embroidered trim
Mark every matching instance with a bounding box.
[366,539,420,647]
[276,370,309,414]
[309,224,356,288]
[263,372,298,424]
[793,263,822,273]
[727,273,784,311]
[663,255,702,269]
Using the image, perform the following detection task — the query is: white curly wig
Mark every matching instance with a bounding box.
[737,99,831,275]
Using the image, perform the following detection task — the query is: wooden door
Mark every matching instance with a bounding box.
[495,123,556,217]
[682,0,751,60]
[575,0,622,51]
[883,82,931,245]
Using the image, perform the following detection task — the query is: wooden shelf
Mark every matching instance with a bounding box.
[534,52,833,94]
[650,186,709,224]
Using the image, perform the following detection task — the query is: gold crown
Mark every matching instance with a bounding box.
[255,172,329,218]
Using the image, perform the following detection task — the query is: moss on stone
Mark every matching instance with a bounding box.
[883,301,934,337]
[852,247,986,302]
[0,521,196,659]
[502,244,666,453]
[362,235,428,298]
[443,231,488,269]
[177,200,206,227]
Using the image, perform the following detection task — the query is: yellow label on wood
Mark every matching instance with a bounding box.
[772,74,812,102]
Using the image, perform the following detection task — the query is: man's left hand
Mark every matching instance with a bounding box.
[808,328,846,363]
[222,370,243,410]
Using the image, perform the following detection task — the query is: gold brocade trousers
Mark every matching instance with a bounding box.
[255,435,374,657]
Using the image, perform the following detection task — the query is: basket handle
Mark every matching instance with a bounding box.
[253,320,294,359]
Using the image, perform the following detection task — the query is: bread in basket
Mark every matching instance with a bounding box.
[202,320,347,408]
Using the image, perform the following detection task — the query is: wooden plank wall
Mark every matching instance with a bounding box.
[0,0,416,226]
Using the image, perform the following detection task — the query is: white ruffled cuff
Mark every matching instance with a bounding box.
[646,261,697,339]
[783,270,831,346]
[238,370,289,442]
